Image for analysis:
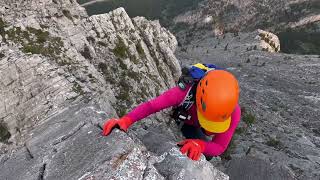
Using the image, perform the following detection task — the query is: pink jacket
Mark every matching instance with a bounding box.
[127,86,241,156]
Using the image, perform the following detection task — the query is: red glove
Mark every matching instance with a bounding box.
[178,139,206,161]
[102,116,134,136]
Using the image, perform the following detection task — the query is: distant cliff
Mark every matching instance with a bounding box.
[170,0,320,55]
[172,0,320,33]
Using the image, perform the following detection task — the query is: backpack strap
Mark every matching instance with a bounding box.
[171,83,197,122]
[179,83,197,111]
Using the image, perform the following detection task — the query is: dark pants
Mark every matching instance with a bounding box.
[180,123,213,161]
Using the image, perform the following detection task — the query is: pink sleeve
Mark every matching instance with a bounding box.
[203,104,241,156]
[126,86,189,122]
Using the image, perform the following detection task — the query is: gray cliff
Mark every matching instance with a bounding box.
[1,0,320,180]
[0,0,228,180]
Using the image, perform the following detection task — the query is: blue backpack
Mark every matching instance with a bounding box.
[172,63,224,122]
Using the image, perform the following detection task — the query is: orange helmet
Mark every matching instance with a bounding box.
[196,70,239,133]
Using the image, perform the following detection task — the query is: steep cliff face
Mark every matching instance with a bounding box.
[0,0,228,179]
[0,0,180,146]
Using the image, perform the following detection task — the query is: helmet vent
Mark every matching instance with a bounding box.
[202,102,206,112]
[222,114,227,119]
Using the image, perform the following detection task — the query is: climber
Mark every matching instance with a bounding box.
[102,64,241,161]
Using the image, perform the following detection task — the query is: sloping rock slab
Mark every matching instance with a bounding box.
[155,147,229,180]
[137,124,229,180]
[226,157,295,180]
[0,103,151,180]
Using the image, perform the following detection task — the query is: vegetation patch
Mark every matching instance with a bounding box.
[113,37,128,58]
[0,18,7,38]
[98,62,116,84]
[136,41,145,57]
[118,109,127,118]
[0,122,11,143]
[129,54,139,64]
[235,127,246,134]
[115,78,133,116]
[242,111,256,127]
[117,58,127,70]
[118,78,130,98]
[72,82,84,96]
[127,71,140,81]
[0,19,64,59]
[266,137,282,149]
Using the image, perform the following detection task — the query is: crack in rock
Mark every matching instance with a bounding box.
[37,163,46,180]
[25,142,34,159]
[52,122,86,146]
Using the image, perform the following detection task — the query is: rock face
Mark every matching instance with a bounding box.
[255,29,280,53]
[176,30,320,179]
[0,0,228,179]
[0,0,180,146]
[226,157,295,180]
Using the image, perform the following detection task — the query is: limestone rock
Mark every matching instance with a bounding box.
[226,157,295,180]
[0,1,228,179]
[136,124,229,180]
[0,103,152,180]
[0,103,228,180]
[0,0,180,148]
[255,29,281,52]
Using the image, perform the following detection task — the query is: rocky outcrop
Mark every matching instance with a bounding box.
[0,0,180,146]
[0,0,228,179]
[255,29,280,52]
[290,14,320,29]
[0,103,228,180]
[176,30,320,179]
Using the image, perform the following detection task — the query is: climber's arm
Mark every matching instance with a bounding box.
[126,86,188,122]
[203,105,241,156]
[103,86,188,136]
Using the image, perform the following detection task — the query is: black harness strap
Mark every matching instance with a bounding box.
[171,83,198,123]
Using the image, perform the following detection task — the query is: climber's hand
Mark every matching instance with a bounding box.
[178,139,205,161]
[102,116,133,136]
